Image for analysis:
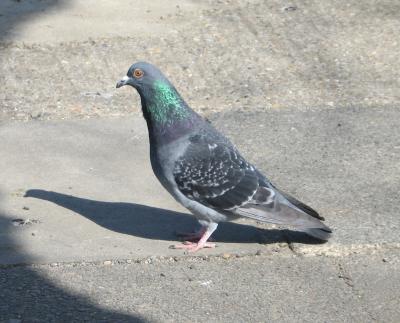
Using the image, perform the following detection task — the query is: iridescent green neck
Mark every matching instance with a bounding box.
[140,79,201,144]
[147,80,189,125]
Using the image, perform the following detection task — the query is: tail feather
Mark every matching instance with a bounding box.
[234,186,332,241]
[273,186,324,220]
[304,227,332,241]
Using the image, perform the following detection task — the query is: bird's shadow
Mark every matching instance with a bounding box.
[24,189,323,244]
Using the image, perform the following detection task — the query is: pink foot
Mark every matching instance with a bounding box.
[171,223,218,252]
[170,241,216,252]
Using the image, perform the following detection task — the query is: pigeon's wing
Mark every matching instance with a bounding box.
[173,134,259,210]
[172,133,332,240]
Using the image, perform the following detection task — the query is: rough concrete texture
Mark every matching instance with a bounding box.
[1,0,399,121]
[1,251,398,322]
[0,116,283,264]
[1,111,399,321]
[0,108,399,264]
[1,0,399,322]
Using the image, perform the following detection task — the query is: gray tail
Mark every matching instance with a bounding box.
[304,227,332,241]
[235,187,333,241]
[276,189,332,240]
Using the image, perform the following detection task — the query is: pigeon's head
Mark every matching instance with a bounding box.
[116,61,167,92]
[116,62,197,133]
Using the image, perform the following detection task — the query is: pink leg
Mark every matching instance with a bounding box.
[171,223,218,252]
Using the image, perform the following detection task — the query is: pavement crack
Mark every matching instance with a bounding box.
[283,231,302,256]
[336,262,378,322]
[337,263,354,288]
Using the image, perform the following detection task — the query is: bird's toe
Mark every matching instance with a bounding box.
[169,241,216,252]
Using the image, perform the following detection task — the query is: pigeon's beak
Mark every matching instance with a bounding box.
[116,75,130,88]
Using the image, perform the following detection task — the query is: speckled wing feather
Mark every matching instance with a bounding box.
[173,133,259,210]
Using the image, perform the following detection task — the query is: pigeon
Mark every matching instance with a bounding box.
[116,62,332,252]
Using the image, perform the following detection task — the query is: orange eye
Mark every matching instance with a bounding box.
[133,69,144,78]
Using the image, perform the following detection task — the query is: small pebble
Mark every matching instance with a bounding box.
[284,6,297,12]
[30,111,42,119]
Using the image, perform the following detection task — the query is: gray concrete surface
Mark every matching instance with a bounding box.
[1,0,400,322]
[1,0,399,121]
[0,110,399,321]
[0,116,282,265]
[0,0,204,43]
[0,108,399,265]
[1,251,399,322]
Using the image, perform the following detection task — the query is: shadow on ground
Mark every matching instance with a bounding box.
[0,2,146,322]
[0,193,145,322]
[24,189,322,245]
[0,0,70,43]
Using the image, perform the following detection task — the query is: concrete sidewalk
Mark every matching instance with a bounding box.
[0,109,399,322]
[1,0,399,321]
[1,107,399,265]
[1,250,398,322]
[0,115,282,265]
[1,0,399,122]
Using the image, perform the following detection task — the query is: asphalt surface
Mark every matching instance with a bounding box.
[1,0,399,322]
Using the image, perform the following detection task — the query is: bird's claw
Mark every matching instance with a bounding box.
[169,241,216,252]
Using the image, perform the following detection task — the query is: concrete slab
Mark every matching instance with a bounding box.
[0,1,399,321]
[0,0,205,43]
[1,250,399,322]
[215,106,400,254]
[1,0,399,122]
[1,107,399,264]
[0,116,283,265]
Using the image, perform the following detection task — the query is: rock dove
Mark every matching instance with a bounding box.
[116,62,332,252]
